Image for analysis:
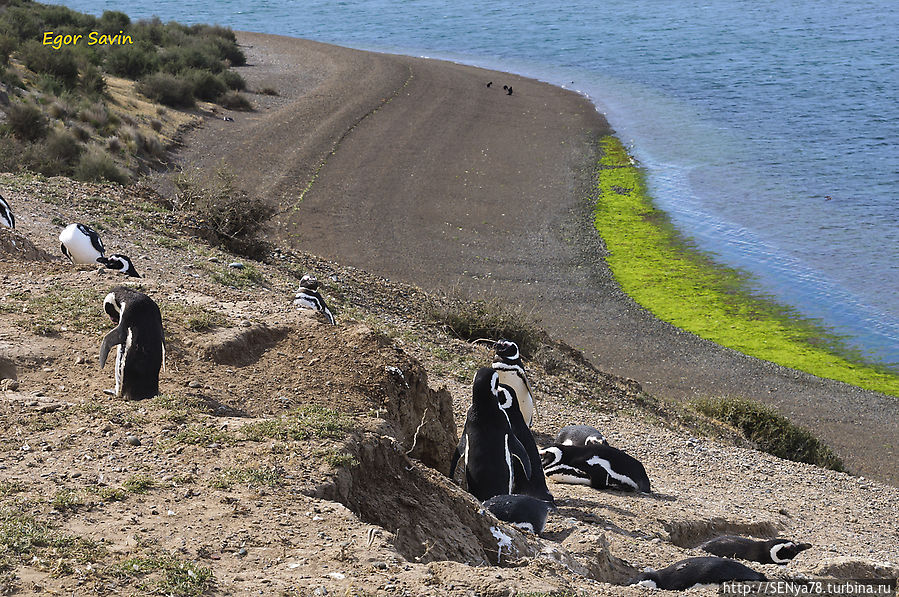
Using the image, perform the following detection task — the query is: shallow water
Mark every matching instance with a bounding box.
[50,0,899,368]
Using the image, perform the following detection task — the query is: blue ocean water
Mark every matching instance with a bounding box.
[50,0,899,369]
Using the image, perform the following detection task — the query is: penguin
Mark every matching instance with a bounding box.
[99,286,165,400]
[486,81,493,88]
[539,443,651,493]
[492,339,536,427]
[0,194,14,229]
[700,536,812,565]
[483,494,553,535]
[449,368,532,502]
[627,557,767,590]
[293,275,335,324]
[506,86,513,95]
[60,223,104,265]
[97,254,140,278]
[555,424,609,447]
[492,365,554,503]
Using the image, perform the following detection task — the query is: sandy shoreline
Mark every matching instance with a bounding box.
[162,31,899,486]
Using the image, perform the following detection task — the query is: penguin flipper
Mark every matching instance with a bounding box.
[509,434,532,480]
[99,326,126,368]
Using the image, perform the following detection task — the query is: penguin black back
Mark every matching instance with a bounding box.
[484,494,554,534]
[628,557,767,590]
[98,254,140,277]
[701,536,812,565]
[539,443,650,493]
[449,368,532,502]
[0,194,14,229]
[294,274,336,324]
[99,286,165,400]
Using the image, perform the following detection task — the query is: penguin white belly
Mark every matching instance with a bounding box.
[496,370,534,426]
[503,435,513,494]
[59,224,102,264]
[114,345,124,397]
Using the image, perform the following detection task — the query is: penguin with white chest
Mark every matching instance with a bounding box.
[0,194,14,229]
[555,424,609,447]
[539,443,651,493]
[449,368,532,502]
[628,556,767,590]
[99,287,165,400]
[60,223,105,264]
[293,275,335,324]
[492,339,536,427]
[494,372,554,503]
[483,494,554,535]
[700,536,811,565]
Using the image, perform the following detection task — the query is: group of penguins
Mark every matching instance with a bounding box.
[450,339,812,588]
[0,193,336,399]
[2,193,813,589]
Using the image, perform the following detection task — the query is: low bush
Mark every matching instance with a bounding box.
[136,72,194,107]
[183,68,226,102]
[73,146,129,184]
[691,397,845,471]
[105,42,159,79]
[17,40,79,89]
[218,90,251,111]
[220,69,246,91]
[428,296,544,357]
[5,101,48,141]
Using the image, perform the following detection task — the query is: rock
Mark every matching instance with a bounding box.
[126,435,141,447]
[228,262,244,269]
[1,379,18,391]
[0,356,16,381]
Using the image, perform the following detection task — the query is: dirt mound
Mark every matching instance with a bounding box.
[202,323,291,366]
[811,558,899,580]
[664,517,781,548]
[0,227,55,261]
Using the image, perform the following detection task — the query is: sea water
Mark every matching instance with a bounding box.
[48,0,899,369]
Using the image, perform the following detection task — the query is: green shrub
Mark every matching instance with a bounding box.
[18,40,79,89]
[182,68,225,102]
[0,136,25,172]
[98,10,130,32]
[5,101,48,141]
[218,90,251,111]
[0,34,15,66]
[80,63,106,95]
[45,129,83,164]
[105,42,159,79]
[691,397,845,471]
[73,146,129,184]
[136,72,194,107]
[220,69,246,91]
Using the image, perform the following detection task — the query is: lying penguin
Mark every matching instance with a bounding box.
[701,536,812,565]
[99,287,165,400]
[0,194,14,229]
[483,494,554,535]
[98,254,140,277]
[450,368,531,502]
[628,556,767,590]
[539,443,650,493]
[555,424,609,446]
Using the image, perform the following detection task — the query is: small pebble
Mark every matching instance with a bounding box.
[228,262,244,269]
[126,435,141,447]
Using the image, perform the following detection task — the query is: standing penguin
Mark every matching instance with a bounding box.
[449,368,532,502]
[98,254,140,277]
[627,557,767,590]
[492,339,536,427]
[700,536,812,565]
[60,223,105,264]
[0,194,14,229]
[494,373,554,503]
[539,443,651,493]
[99,286,165,400]
[293,275,335,324]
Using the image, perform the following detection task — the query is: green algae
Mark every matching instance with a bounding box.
[592,136,898,397]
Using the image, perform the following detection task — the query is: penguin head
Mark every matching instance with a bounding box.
[538,446,562,468]
[299,275,320,291]
[769,540,812,563]
[98,254,140,278]
[103,291,123,324]
[626,569,659,588]
[493,338,520,362]
[472,367,501,405]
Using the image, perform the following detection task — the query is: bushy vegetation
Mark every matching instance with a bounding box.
[173,164,275,259]
[691,396,845,471]
[428,295,544,357]
[0,0,250,183]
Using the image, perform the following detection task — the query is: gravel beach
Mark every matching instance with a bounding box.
[165,32,899,485]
